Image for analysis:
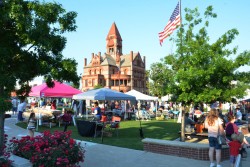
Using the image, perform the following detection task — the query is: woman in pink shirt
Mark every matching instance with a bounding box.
[225,115,238,140]
[225,114,250,146]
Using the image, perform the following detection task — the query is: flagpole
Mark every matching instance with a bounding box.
[179,0,186,142]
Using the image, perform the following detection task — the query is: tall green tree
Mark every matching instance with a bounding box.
[148,63,174,97]
[0,0,80,153]
[150,6,250,141]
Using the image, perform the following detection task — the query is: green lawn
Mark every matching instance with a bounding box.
[16,119,181,150]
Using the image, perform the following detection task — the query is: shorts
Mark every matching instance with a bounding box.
[27,126,36,130]
[208,136,222,149]
[230,155,237,164]
[12,107,17,112]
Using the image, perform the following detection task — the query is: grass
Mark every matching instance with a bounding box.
[16,119,181,150]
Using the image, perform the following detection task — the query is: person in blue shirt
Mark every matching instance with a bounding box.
[93,101,101,121]
[235,107,242,121]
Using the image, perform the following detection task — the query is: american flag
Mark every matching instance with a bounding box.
[158,2,181,46]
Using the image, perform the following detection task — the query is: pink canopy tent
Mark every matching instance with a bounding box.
[29,81,82,98]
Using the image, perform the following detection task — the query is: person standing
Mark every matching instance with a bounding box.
[225,114,250,146]
[61,110,72,132]
[51,99,57,110]
[11,97,18,115]
[93,101,101,121]
[110,101,115,111]
[17,98,27,122]
[228,134,242,167]
[40,98,46,107]
[235,107,242,121]
[27,112,36,138]
[205,108,225,167]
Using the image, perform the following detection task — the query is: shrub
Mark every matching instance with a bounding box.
[8,131,85,167]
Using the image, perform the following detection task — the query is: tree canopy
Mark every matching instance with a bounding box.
[0,0,80,154]
[149,6,250,105]
[0,0,80,97]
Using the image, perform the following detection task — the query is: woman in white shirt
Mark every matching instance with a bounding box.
[205,108,225,167]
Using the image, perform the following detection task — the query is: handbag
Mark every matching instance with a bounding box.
[217,135,226,145]
[217,121,226,145]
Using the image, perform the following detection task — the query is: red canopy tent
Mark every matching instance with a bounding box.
[29,81,82,98]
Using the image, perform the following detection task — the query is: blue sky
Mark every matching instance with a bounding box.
[36,0,250,83]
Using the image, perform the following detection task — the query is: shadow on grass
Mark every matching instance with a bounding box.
[16,119,181,150]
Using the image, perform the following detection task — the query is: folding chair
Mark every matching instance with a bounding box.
[94,115,107,138]
[110,116,121,137]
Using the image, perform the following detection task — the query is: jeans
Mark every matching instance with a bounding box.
[18,111,24,121]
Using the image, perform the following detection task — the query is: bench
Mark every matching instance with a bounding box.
[195,133,208,140]
[178,131,208,139]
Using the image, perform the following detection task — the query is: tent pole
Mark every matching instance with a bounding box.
[86,103,88,120]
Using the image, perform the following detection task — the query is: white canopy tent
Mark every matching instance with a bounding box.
[125,90,158,117]
[125,89,158,101]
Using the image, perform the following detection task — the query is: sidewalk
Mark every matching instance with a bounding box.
[4,112,250,167]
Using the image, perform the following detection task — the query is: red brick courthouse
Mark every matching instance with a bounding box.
[81,23,147,93]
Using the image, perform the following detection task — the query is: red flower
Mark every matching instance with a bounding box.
[8,131,85,166]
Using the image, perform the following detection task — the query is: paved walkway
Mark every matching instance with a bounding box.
[4,112,250,167]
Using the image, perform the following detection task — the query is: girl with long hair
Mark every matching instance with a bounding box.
[205,108,225,167]
[27,112,36,138]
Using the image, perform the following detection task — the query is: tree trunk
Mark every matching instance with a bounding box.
[0,112,5,156]
[180,106,185,142]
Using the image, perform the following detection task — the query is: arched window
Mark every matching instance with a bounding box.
[89,70,91,75]
[124,69,127,75]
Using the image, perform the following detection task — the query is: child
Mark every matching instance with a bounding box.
[61,109,72,132]
[228,133,242,167]
[27,112,36,138]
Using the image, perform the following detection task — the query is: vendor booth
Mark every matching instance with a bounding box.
[125,89,158,120]
[27,81,82,129]
[73,88,136,138]
[29,81,81,98]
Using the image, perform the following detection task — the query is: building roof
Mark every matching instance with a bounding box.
[85,52,140,68]
[120,53,137,66]
[106,22,122,41]
[101,54,116,66]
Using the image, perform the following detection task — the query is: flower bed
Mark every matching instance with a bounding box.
[0,134,12,167]
[8,131,85,167]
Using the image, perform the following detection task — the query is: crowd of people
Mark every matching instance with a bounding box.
[178,101,250,167]
[199,107,250,167]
